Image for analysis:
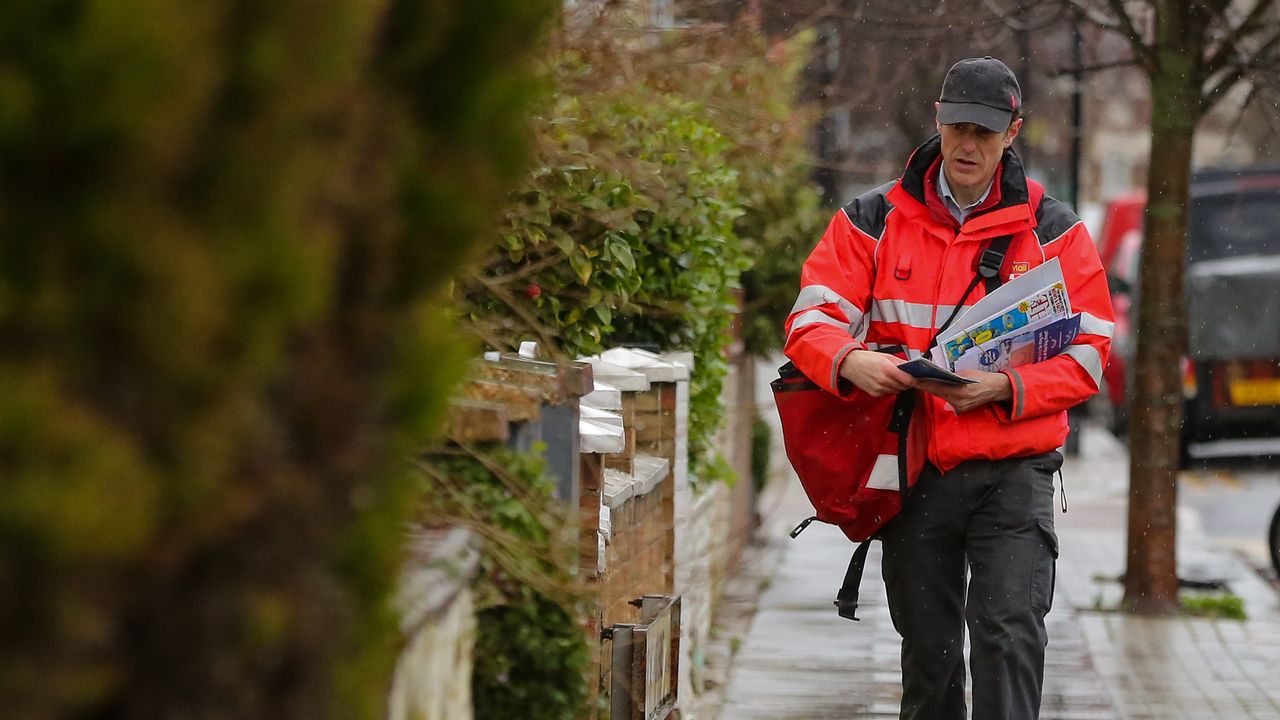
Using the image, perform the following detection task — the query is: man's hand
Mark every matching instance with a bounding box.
[839,350,918,396]
[915,371,1012,413]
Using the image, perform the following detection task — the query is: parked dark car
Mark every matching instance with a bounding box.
[1099,167,1280,459]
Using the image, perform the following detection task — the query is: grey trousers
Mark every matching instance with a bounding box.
[880,452,1061,720]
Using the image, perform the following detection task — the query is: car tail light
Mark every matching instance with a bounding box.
[1182,356,1198,400]
[1218,359,1280,407]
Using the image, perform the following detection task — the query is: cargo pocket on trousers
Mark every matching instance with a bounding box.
[1030,518,1059,614]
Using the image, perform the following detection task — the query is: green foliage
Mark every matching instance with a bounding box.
[730,32,828,356]
[465,29,823,486]
[1180,592,1247,620]
[473,597,589,720]
[0,0,553,717]
[421,447,590,720]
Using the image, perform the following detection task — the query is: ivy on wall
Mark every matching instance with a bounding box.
[421,447,591,720]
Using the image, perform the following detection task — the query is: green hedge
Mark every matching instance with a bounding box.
[0,0,553,717]
[465,30,824,485]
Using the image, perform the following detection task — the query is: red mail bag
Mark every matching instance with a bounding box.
[770,361,927,620]
[771,361,927,543]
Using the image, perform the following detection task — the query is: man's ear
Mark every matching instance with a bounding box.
[1004,117,1023,147]
[934,101,942,132]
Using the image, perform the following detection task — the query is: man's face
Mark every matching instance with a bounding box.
[936,113,1022,195]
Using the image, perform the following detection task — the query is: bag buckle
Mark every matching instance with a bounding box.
[978,248,1003,278]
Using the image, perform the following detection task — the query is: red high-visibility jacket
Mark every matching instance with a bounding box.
[784,136,1114,472]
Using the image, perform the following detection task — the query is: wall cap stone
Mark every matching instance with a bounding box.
[581,405,623,427]
[600,347,690,382]
[602,453,670,508]
[581,380,623,410]
[580,417,625,454]
[577,356,651,391]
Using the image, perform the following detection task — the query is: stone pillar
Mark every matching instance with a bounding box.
[388,528,480,720]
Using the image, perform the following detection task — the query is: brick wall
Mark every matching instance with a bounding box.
[590,379,678,712]
[600,462,672,628]
[676,482,733,696]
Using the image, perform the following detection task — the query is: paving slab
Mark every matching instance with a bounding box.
[711,424,1280,720]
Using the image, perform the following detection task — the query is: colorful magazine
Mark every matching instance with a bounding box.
[953,314,1081,373]
[942,257,1070,363]
[942,281,1072,363]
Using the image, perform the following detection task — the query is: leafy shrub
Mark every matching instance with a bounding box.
[464,28,824,485]
[421,447,590,720]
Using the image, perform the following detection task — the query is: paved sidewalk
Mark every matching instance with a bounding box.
[714,425,1280,720]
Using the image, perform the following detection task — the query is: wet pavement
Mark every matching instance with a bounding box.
[710,425,1280,720]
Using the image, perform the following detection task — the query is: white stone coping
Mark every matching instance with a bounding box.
[658,349,694,373]
[602,453,670,509]
[580,417,625,454]
[581,404,623,427]
[581,380,623,410]
[600,346,690,382]
[579,405,625,454]
[577,357,650,391]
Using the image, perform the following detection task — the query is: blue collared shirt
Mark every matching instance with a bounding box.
[937,163,993,225]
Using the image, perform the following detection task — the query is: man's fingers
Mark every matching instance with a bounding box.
[884,371,916,393]
[915,379,954,397]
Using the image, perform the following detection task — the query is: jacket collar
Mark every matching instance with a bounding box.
[887,135,1038,240]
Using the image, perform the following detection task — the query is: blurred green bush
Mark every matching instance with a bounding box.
[0,0,553,717]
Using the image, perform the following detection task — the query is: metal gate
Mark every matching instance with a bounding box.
[608,594,680,720]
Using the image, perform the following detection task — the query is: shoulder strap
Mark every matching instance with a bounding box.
[933,233,1014,342]
[980,234,1014,294]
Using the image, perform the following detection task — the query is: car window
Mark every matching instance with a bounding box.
[1189,190,1280,262]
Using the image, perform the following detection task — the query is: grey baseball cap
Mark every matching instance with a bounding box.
[937,56,1022,132]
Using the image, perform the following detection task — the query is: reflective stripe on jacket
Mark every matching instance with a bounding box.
[784,136,1115,472]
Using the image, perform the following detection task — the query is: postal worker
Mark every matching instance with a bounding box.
[783,57,1114,720]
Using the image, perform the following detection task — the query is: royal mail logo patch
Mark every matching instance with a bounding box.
[1009,261,1030,279]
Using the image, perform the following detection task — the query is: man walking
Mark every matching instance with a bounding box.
[783,57,1113,719]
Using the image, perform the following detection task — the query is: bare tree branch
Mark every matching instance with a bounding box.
[1054,0,1156,71]
[1195,0,1235,18]
[1102,0,1158,71]
[774,0,1040,30]
[981,0,1068,30]
[1055,0,1123,29]
[1254,86,1280,139]
[1220,79,1262,150]
[1204,0,1278,75]
[1202,26,1280,111]
[1045,56,1142,76]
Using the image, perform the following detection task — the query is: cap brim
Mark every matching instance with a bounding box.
[937,102,1012,132]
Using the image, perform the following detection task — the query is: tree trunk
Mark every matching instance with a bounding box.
[1123,41,1201,614]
